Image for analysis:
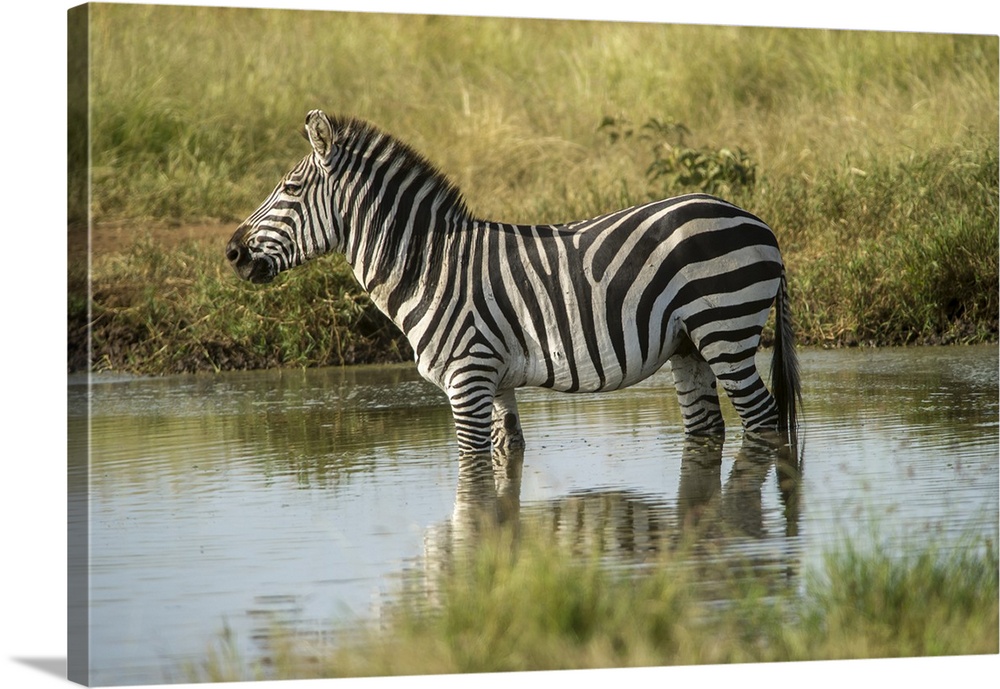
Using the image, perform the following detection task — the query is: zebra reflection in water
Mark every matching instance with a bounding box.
[418,432,801,601]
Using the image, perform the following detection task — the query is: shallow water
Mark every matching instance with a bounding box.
[68,346,999,685]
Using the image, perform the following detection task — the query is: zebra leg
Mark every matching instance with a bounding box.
[447,383,497,456]
[669,339,725,435]
[704,350,779,434]
[491,389,525,453]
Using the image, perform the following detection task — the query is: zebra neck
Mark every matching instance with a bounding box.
[343,201,472,322]
[327,120,477,324]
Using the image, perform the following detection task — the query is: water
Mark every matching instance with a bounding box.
[68,346,999,686]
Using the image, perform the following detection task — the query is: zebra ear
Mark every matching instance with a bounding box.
[305,110,337,163]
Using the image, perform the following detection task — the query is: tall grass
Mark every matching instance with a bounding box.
[86,7,997,225]
[73,6,999,372]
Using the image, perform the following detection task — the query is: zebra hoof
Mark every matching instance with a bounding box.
[491,412,525,453]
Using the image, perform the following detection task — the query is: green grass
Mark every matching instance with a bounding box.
[190,521,999,680]
[803,540,1000,659]
[758,141,999,345]
[72,6,999,372]
[74,237,410,373]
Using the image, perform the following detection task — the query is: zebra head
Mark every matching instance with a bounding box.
[227,110,344,284]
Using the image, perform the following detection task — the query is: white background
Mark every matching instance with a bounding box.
[4,1,998,688]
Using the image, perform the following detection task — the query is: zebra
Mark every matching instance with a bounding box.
[227,110,801,456]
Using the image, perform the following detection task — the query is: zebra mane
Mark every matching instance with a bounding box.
[327,115,474,222]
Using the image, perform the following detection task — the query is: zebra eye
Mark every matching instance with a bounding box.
[283,181,302,195]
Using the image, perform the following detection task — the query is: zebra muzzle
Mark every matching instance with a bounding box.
[226,239,275,284]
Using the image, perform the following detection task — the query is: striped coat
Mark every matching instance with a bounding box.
[227,111,800,455]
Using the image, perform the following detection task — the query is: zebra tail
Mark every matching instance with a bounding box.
[770,270,802,443]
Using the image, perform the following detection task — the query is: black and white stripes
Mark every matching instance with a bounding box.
[227,110,801,455]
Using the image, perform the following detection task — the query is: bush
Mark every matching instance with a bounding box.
[600,115,758,196]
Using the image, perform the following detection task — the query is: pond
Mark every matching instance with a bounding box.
[68,346,999,686]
